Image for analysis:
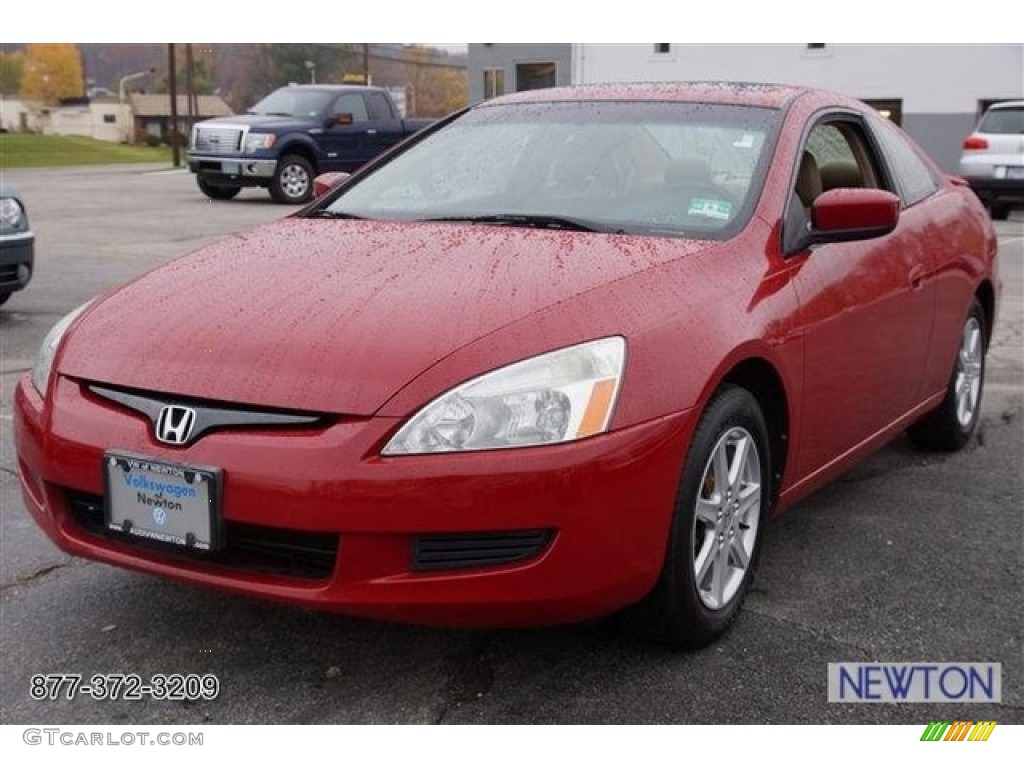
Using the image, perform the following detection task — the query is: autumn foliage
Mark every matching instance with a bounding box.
[21,44,84,104]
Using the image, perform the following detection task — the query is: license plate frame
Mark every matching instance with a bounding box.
[103,452,222,552]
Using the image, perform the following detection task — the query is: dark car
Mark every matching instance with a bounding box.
[187,85,433,204]
[0,184,34,306]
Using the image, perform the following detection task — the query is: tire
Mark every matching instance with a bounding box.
[269,155,315,204]
[631,384,771,648]
[907,298,986,451]
[197,178,241,200]
[989,203,1010,221]
[0,292,10,307]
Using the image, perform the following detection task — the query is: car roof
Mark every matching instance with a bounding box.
[486,81,812,110]
[279,84,382,92]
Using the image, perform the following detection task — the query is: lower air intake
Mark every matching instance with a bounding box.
[412,530,553,572]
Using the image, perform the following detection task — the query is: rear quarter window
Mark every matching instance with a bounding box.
[870,116,939,207]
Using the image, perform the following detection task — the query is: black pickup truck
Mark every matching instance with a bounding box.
[187,85,433,203]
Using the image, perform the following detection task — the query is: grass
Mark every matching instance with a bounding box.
[1,133,172,168]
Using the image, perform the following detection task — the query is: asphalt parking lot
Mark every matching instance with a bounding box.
[1,164,1021,724]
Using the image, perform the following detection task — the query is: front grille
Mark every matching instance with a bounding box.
[412,530,553,572]
[67,490,338,581]
[193,126,243,153]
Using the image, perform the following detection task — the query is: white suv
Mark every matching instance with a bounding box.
[959,100,1024,220]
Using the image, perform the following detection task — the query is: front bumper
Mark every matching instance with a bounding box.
[187,154,276,184]
[0,231,34,293]
[14,374,696,628]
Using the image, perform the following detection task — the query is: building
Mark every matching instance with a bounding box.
[467,43,1024,172]
[128,93,233,143]
[0,97,131,141]
[468,44,572,102]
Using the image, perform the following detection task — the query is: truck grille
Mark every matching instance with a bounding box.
[193,126,243,153]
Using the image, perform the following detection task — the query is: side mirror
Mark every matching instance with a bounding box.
[331,112,355,126]
[313,172,351,198]
[810,188,900,243]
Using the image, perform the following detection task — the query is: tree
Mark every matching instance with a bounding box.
[236,44,359,109]
[0,51,25,97]
[158,57,216,95]
[401,46,467,117]
[21,44,84,103]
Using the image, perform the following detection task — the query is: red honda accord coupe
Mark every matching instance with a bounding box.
[14,83,999,647]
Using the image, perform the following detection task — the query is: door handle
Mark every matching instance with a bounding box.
[366,128,377,135]
[909,265,926,290]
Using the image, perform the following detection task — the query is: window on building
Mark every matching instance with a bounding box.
[654,44,671,54]
[861,99,903,126]
[515,62,556,92]
[103,114,116,124]
[483,68,505,99]
[977,99,1020,120]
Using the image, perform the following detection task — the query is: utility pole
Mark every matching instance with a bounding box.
[184,43,196,140]
[168,44,181,167]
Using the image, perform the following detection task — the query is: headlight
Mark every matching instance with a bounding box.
[383,337,626,455]
[243,133,276,153]
[0,198,25,230]
[32,302,93,396]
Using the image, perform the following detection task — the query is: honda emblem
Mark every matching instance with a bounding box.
[155,405,197,445]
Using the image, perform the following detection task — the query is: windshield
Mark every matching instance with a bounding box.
[248,87,334,118]
[319,101,780,238]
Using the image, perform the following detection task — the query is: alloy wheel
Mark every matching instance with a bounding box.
[692,426,761,610]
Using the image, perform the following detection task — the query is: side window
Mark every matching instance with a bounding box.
[365,92,394,121]
[332,94,370,123]
[784,117,885,253]
[869,116,938,207]
[793,119,883,212]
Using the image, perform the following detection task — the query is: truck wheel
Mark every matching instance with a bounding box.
[989,203,1010,221]
[270,155,315,204]
[197,178,241,200]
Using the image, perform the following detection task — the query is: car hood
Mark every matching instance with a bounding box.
[198,115,314,132]
[60,219,716,415]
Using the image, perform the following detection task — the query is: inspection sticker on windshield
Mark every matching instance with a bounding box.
[688,198,733,220]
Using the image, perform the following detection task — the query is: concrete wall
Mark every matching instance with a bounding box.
[0,99,45,132]
[902,113,981,176]
[49,103,133,142]
[573,43,1023,173]
[572,44,1024,113]
[0,99,133,142]
[468,44,572,102]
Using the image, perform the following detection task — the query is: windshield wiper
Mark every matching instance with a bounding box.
[246,111,292,117]
[419,214,625,234]
[305,210,365,219]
